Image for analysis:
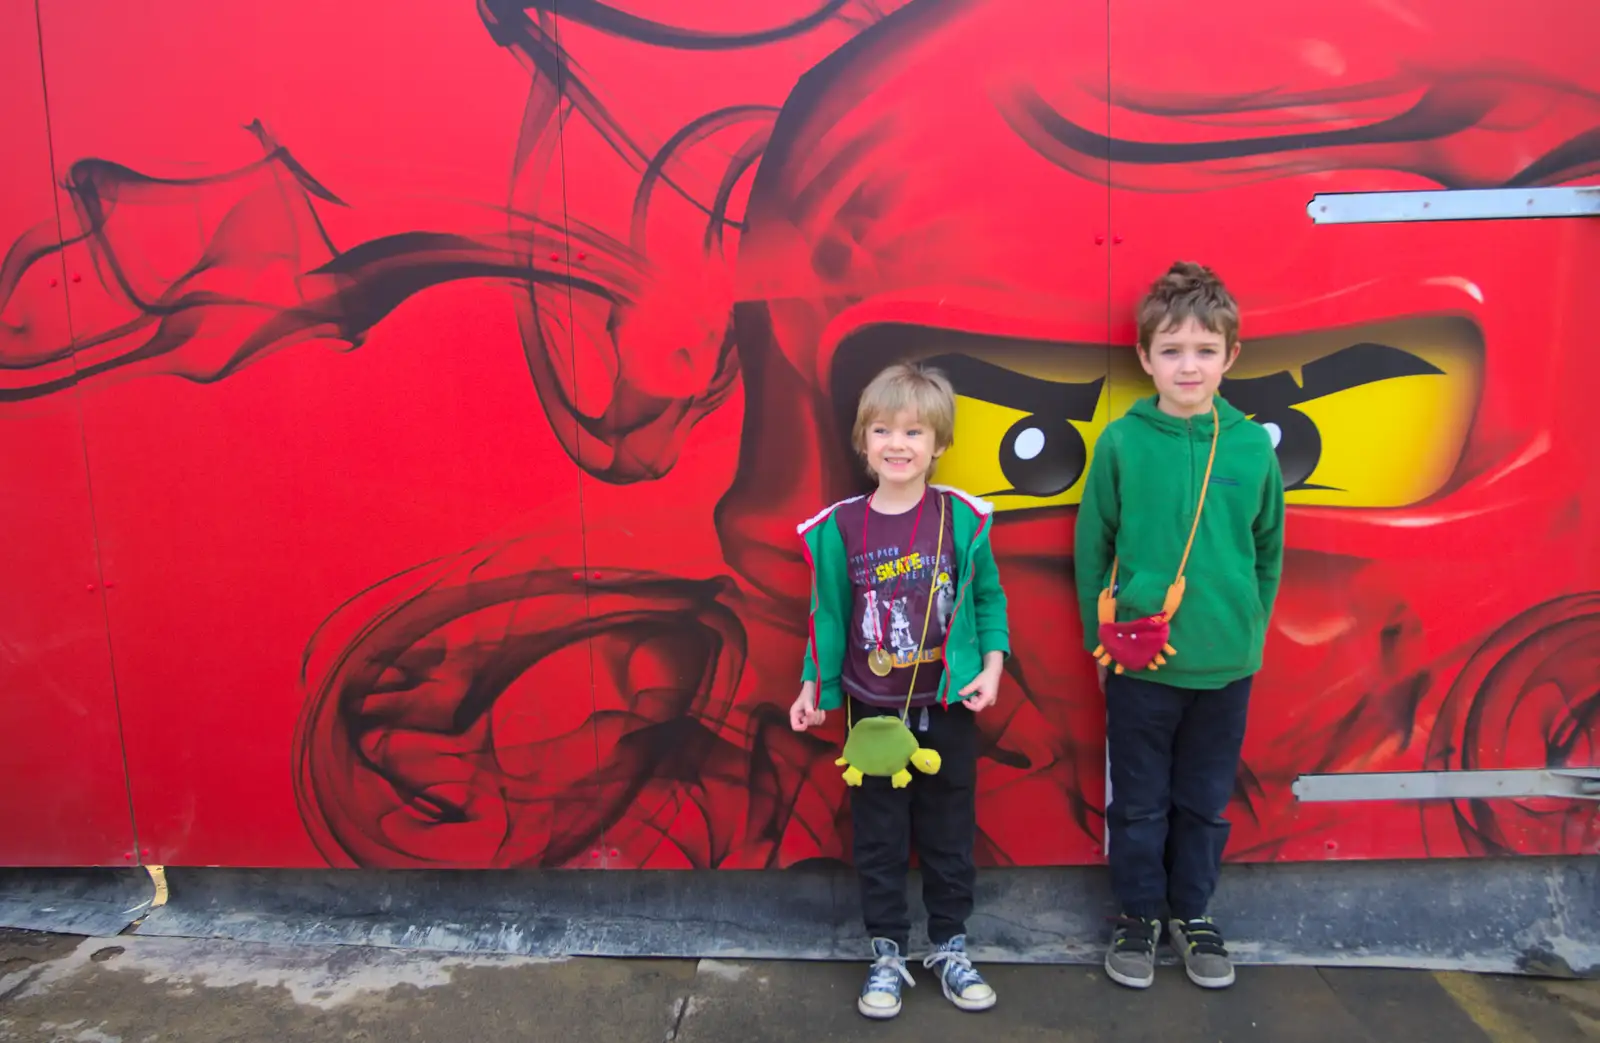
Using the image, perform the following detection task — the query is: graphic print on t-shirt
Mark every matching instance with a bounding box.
[859,543,949,670]
[834,491,956,704]
[860,588,883,646]
[935,569,955,632]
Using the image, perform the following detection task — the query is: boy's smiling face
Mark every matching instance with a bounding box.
[1140,316,1240,417]
[865,409,944,490]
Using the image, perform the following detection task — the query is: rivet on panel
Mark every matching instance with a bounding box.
[1094,234,1105,245]
[86,584,96,593]
[592,572,602,580]
[548,252,561,262]
[72,273,83,283]
[1113,235,1124,245]
[608,849,619,858]
[49,278,58,287]
[571,571,582,581]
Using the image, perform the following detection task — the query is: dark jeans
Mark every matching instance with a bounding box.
[1105,673,1252,921]
[850,699,977,950]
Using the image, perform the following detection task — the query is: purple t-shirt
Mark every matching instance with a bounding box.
[834,490,957,708]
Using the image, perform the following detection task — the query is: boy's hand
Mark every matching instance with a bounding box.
[959,652,1005,712]
[789,682,825,731]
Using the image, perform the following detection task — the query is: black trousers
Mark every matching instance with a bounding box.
[1105,673,1252,921]
[849,698,978,950]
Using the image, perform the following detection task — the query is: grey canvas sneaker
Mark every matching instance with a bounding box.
[922,934,997,1011]
[1104,915,1162,988]
[1169,916,1236,988]
[859,938,915,1018]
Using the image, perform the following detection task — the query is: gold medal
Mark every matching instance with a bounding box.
[867,647,894,676]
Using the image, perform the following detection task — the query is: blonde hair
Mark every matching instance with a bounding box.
[851,362,956,478]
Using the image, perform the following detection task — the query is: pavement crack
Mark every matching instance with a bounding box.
[1314,967,1394,1043]
[662,993,691,1043]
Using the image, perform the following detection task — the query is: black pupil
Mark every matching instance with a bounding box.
[999,415,1086,497]
[1254,408,1321,489]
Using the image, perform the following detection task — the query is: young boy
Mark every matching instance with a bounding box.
[1074,262,1285,990]
[789,362,1010,1019]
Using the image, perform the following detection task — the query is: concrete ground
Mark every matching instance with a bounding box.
[1,929,1596,1043]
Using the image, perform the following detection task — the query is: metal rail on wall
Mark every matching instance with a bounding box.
[1294,768,1600,803]
[1309,186,1600,224]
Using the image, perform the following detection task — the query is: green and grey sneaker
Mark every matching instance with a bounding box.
[858,938,915,1018]
[1104,915,1161,989]
[1169,917,1236,988]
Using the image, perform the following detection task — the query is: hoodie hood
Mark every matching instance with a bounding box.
[1126,394,1249,437]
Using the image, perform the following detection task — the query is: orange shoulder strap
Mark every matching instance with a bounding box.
[1100,403,1220,623]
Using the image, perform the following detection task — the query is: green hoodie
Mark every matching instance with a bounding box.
[1074,395,1285,689]
[800,486,1010,710]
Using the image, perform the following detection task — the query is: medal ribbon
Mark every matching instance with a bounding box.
[848,489,948,730]
[860,488,929,668]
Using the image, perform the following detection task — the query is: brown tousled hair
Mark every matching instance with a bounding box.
[1136,261,1240,353]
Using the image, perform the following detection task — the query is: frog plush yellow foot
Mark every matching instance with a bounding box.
[836,717,942,788]
[888,747,943,788]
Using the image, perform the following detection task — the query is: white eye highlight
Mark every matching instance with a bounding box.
[1013,427,1045,460]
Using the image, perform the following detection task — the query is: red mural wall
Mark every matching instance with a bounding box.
[2,0,1597,870]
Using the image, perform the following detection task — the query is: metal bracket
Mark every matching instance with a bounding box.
[1293,768,1600,803]
[1308,186,1600,224]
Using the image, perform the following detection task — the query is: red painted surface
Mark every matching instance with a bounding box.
[0,1,135,867]
[0,0,1596,869]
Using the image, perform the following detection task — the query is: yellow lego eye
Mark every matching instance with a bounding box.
[1222,317,1482,507]
[843,316,1479,516]
[922,351,1110,509]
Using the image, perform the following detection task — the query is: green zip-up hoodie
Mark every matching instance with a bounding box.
[799,486,1010,710]
[1074,395,1285,689]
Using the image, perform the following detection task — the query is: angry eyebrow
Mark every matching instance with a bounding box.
[924,353,1104,420]
[1222,342,1444,413]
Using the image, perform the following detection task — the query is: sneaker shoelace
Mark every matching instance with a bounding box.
[923,945,983,993]
[868,953,914,993]
[1178,919,1228,957]
[1109,915,1159,954]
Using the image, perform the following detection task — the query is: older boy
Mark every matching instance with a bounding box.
[1075,262,1285,990]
